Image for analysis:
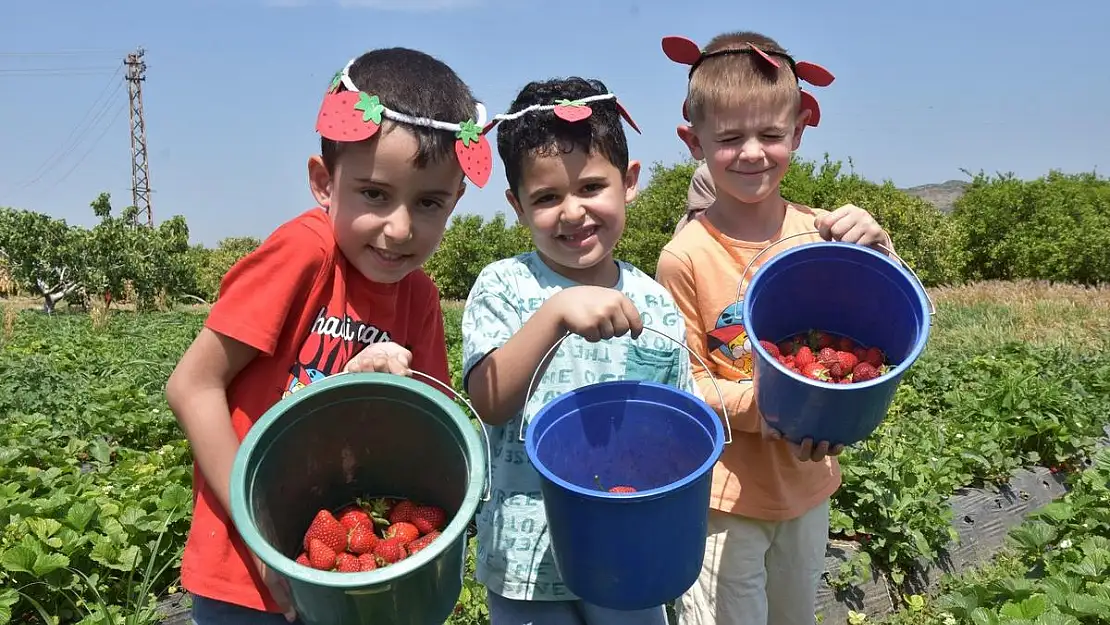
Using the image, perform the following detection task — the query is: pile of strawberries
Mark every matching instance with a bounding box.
[295,497,448,573]
[759,329,890,384]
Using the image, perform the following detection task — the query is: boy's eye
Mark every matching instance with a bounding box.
[581,183,606,194]
[362,189,386,202]
[419,198,444,210]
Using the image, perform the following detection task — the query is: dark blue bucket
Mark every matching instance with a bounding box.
[524,377,725,611]
[742,237,933,447]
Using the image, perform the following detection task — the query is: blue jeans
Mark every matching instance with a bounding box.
[190,594,301,625]
[488,591,669,625]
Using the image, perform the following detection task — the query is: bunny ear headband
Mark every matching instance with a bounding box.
[661,35,834,127]
[482,92,642,135]
[315,58,494,188]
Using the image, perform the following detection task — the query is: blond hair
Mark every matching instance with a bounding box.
[686,31,801,125]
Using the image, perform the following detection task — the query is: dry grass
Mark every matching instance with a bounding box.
[926,280,1110,353]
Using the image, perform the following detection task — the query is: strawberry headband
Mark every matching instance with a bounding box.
[661,35,835,127]
[315,58,494,187]
[483,92,641,135]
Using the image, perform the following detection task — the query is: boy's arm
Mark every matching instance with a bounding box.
[462,289,565,428]
[655,248,763,434]
[167,222,329,517]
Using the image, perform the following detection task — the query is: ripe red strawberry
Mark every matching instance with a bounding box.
[385,521,420,545]
[852,362,881,382]
[817,347,839,368]
[315,91,382,142]
[553,99,593,122]
[295,553,310,567]
[347,523,379,555]
[777,340,797,356]
[357,553,378,571]
[829,350,859,379]
[808,330,834,350]
[759,340,781,358]
[454,120,492,188]
[388,500,416,525]
[864,347,885,367]
[794,346,815,367]
[411,505,447,535]
[335,552,360,573]
[853,347,868,362]
[304,509,348,554]
[338,505,372,530]
[608,485,637,493]
[307,537,337,571]
[373,538,408,566]
[801,362,830,381]
[836,335,856,352]
[406,530,441,556]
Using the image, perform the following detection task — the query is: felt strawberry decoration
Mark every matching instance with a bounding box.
[454,119,492,188]
[553,99,593,123]
[614,100,641,134]
[316,91,383,142]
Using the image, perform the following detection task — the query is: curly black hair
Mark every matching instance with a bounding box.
[496,76,630,196]
[320,47,479,173]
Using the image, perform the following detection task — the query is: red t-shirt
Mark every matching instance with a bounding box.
[179,207,450,611]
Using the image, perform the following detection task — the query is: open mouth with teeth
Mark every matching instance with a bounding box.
[556,225,599,243]
[370,246,410,263]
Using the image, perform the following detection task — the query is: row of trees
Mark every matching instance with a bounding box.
[1,156,1107,312]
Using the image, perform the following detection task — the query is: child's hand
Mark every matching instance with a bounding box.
[761,418,845,463]
[344,341,412,375]
[814,204,891,250]
[252,553,297,622]
[552,286,644,343]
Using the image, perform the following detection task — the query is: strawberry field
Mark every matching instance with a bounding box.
[0,281,1106,624]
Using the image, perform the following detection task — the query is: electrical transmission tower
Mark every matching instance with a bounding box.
[124,48,152,226]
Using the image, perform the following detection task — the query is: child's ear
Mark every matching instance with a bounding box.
[677,125,705,160]
[791,109,811,151]
[623,160,642,204]
[505,188,525,221]
[308,155,333,208]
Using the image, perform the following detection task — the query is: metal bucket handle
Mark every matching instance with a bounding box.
[518,326,733,445]
[333,369,492,503]
[733,230,936,318]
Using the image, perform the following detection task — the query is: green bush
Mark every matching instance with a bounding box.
[424,213,533,301]
[952,170,1110,285]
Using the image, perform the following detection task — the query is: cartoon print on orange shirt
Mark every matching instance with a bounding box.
[706,301,753,379]
[282,303,393,398]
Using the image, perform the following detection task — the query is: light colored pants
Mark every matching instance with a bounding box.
[488,590,670,625]
[674,500,829,625]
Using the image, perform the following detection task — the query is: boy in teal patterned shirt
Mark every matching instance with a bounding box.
[461,76,696,624]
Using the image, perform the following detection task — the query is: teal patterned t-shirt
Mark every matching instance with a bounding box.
[461,252,699,601]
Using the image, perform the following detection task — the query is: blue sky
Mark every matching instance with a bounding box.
[1,0,1106,246]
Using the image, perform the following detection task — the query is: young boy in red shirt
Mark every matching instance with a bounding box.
[165,46,492,624]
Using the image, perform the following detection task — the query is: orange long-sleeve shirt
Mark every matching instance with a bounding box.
[655,205,841,521]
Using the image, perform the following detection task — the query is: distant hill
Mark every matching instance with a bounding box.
[899,180,969,214]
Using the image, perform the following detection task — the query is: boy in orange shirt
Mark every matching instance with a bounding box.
[165,47,492,624]
[655,31,893,625]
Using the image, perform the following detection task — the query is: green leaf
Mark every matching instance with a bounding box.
[455,120,481,146]
[32,552,69,576]
[64,502,97,532]
[0,545,37,574]
[88,438,111,464]
[159,484,190,512]
[354,92,384,124]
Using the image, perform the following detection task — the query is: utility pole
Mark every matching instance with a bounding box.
[124,48,152,226]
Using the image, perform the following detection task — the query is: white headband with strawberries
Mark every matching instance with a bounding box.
[484,92,641,134]
[315,58,494,187]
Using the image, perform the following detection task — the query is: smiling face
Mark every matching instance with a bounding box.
[507,145,640,285]
[309,123,466,283]
[680,100,807,206]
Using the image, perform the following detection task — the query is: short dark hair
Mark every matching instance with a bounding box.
[320,47,478,172]
[496,76,630,196]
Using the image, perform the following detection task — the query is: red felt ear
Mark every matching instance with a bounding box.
[796,61,835,87]
[615,100,641,134]
[800,90,821,127]
[662,36,702,65]
[681,99,690,122]
[482,118,502,135]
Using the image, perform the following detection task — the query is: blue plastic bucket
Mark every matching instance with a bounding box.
[742,239,933,447]
[525,379,725,611]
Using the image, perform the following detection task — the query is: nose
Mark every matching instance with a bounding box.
[737,137,765,162]
[383,205,413,242]
[560,199,587,224]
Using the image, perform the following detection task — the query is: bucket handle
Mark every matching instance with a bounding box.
[518,326,733,445]
[333,369,492,503]
[733,230,936,317]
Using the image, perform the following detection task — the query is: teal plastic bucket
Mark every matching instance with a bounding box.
[229,371,487,625]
